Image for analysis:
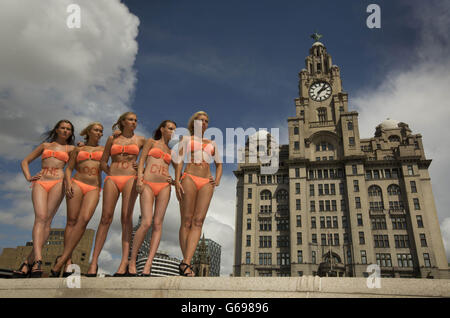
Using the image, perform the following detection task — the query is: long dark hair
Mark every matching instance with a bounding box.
[42,119,75,145]
[153,120,176,140]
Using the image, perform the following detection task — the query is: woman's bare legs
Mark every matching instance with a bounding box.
[53,187,100,272]
[87,179,119,275]
[115,178,138,274]
[128,185,155,274]
[30,182,64,272]
[63,183,83,269]
[179,176,214,276]
[142,187,170,275]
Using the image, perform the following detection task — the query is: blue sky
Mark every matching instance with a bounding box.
[1,0,449,275]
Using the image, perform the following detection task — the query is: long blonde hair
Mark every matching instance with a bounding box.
[187,111,209,135]
[80,122,103,143]
[112,111,136,132]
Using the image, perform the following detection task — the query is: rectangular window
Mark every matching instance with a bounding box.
[309,170,314,179]
[267,176,272,184]
[248,188,252,199]
[410,181,417,193]
[295,168,300,178]
[247,204,252,214]
[359,232,365,245]
[247,219,251,230]
[261,176,266,184]
[361,250,367,265]
[342,216,347,228]
[332,200,337,211]
[323,169,328,178]
[420,234,427,247]
[353,180,359,192]
[384,169,391,178]
[296,215,302,227]
[413,198,420,210]
[311,217,316,229]
[320,216,325,228]
[330,184,336,195]
[416,215,424,228]
[339,183,344,194]
[317,170,323,179]
[309,184,315,196]
[246,235,251,247]
[296,183,300,194]
[298,250,303,264]
[366,170,372,180]
[423,253,431,267]
[373,170,380,179]
[294,141,300,150]
[357,214,363,226]
[318,184,323,195]
[326,216,332,228]
[349,137,355,146]
[407,165,413,176]
[325,200,331,211]
[333,216,338,228]
[297,232,302,245]
[324,184,329,195]
[246,252,251,265]
[319,200,324,212]
[321,234,327,246]
[352,164,357,175]
[310,201,315,212]
[312,251,316,264]
[296,199,301,210]
[355,197,361,209]
[334,233,339,246]
[248,174,252,183]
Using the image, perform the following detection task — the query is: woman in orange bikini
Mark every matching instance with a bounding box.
[13,120,75,278]
[49,122,104,277]
[86,112,145,277]
[174,111,222,276]
[128,120,176,276]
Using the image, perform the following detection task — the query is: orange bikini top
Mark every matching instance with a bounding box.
[77,150,103,162]
[188,139,215,156]
[110,144,139,156]
[148,147,171,164]
[42,145,69,163]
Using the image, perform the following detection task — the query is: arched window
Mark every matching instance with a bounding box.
[387,184,401,196]
[276,189,289,202]
[260,190,272,201]
[368,185,384,211]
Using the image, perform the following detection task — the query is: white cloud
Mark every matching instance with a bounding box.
[441,218,450,262]
[0,0,140,159]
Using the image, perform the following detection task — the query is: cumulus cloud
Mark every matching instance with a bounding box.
[353,1,450,259]
[0,0,140,159]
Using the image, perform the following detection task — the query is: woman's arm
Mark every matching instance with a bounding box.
[173,136,187,201]
[64,147,78,198]
[100,136,113,175]
[136,138,152,193]
[21,143,45,182]
[212,140,222,186]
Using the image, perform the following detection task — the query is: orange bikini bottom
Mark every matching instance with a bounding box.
[72,178,101,195]
[104,175,136,193]
[32,179,63,193]
[181,173,211,191]
[142,180,170,197]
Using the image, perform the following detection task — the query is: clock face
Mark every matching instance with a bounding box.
[309,81,332,101]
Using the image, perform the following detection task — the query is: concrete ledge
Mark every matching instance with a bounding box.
[0,276,449,298]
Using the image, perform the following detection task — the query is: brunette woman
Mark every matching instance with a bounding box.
[128,120,176,276]
[174,111,222,276]
[86,112,145,277]
[13,120,75,278]
[49,122,104,277]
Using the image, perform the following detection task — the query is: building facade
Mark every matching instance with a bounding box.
[233,37,449,279]
[0,228,94,275]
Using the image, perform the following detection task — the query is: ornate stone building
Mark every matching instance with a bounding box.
[233,36,449,279]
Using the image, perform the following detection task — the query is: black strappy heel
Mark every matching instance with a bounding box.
[179,262,194,277]
[113,265,129,277]
[50,256,62,278]
[30,260,43,278]
[12,262,31,278]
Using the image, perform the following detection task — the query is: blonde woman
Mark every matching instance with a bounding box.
[174,111,222,276]
[50,122,104,277]
[86,112,145,277]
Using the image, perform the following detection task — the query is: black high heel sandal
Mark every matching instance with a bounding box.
[12,262,31,278]
[113,265,129,277]
[50,256,62,278]
[30,260,43,278]
[85,264,98,277]
[179,262,194,277]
